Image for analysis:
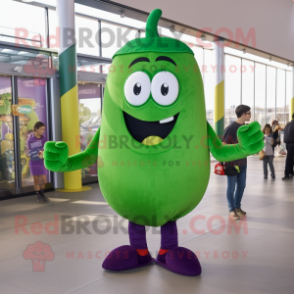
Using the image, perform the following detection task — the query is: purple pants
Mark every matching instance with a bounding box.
[129,221,178,250]
[103,221,202,276]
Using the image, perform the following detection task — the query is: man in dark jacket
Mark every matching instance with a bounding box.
[222,105,252,219]
[282,113,294,180]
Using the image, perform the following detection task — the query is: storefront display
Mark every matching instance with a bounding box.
[0,76,52,197]
[0,76,15,190]
[17,77,50,188]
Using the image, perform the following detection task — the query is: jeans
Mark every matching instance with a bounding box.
[263,155,275,178]
[285,143,294,177]
[226,164,247,212]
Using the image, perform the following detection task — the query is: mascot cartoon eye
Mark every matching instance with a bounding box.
[133,83,141,95]
[124,72,151,106]
[151,71,179,106]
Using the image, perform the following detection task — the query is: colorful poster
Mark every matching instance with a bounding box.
[0,76,14,189]
[17,77,49,187]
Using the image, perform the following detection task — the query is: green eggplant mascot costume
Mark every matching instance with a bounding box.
[44,9,264,276]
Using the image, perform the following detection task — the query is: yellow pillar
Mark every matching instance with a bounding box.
[56,0,90,192]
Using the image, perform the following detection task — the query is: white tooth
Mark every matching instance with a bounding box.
[159,116,174,124]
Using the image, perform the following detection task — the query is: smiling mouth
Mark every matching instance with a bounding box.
[123,112,179,144]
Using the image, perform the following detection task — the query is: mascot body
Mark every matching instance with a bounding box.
[44,9,264,276]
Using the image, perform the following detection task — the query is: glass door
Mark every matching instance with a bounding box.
[78,82,102,184]
[0,76,15,196]
[0,76,53,199]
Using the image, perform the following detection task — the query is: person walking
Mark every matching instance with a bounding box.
[27,121,50,202]
[262,124,275,179]
[282,113,294,180]
[222,105,252,220]
[271,120,281,153]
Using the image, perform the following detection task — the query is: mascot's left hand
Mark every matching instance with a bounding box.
[237,121,264,155]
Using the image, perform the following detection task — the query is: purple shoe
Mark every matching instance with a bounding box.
[155,247,201,276]
[102,245,154,271]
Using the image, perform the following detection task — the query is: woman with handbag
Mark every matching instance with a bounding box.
[262,124,275,179]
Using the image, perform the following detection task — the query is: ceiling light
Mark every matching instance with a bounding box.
[2,49,13,53]
[14,66,22,73]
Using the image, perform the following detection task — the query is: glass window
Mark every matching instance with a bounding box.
[140,31,146,38]
[276,69,286,127]
[158,27,196,44]
[75,3,145,29]
[158,26,175,38]
[0,0,45,48]
[255,63,266,126]
[191,46,204,80]
[100,64,113,75]
[75,16,100,56]
[32,0,56,5]
[178,33,198,44]
[286,71,292,124]
[49,11,101,55]
[49,4,145,51]
[266,66,276,124]
[48,9,59,50]
[52,53,59,71]
[225,47,289,70]
[78,83,102,184]
[0,46,51,67]
[101,22,139,58]
[241,59,254,122]
[204,49,216,126]
[0,76,15,190]
[77,57,111,74]
[225,55,241,128]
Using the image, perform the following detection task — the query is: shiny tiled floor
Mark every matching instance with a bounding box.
[0,156,293,294]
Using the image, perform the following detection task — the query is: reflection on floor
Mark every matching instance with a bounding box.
[0,156,293,294]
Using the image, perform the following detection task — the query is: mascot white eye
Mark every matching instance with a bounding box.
[124,72,151,106]
[151,71,179,106]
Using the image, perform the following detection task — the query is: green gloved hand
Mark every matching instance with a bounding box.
[237,121,264,155]
[44,141,70,172]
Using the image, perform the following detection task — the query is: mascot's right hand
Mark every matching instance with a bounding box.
[44,141,69,172]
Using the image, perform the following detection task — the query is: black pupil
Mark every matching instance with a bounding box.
[133,83,141,95]
[161,83,169,96]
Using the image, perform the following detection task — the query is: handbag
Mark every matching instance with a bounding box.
[223,162,239,176]
[214,162,225,175]
[259,150,265,160]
